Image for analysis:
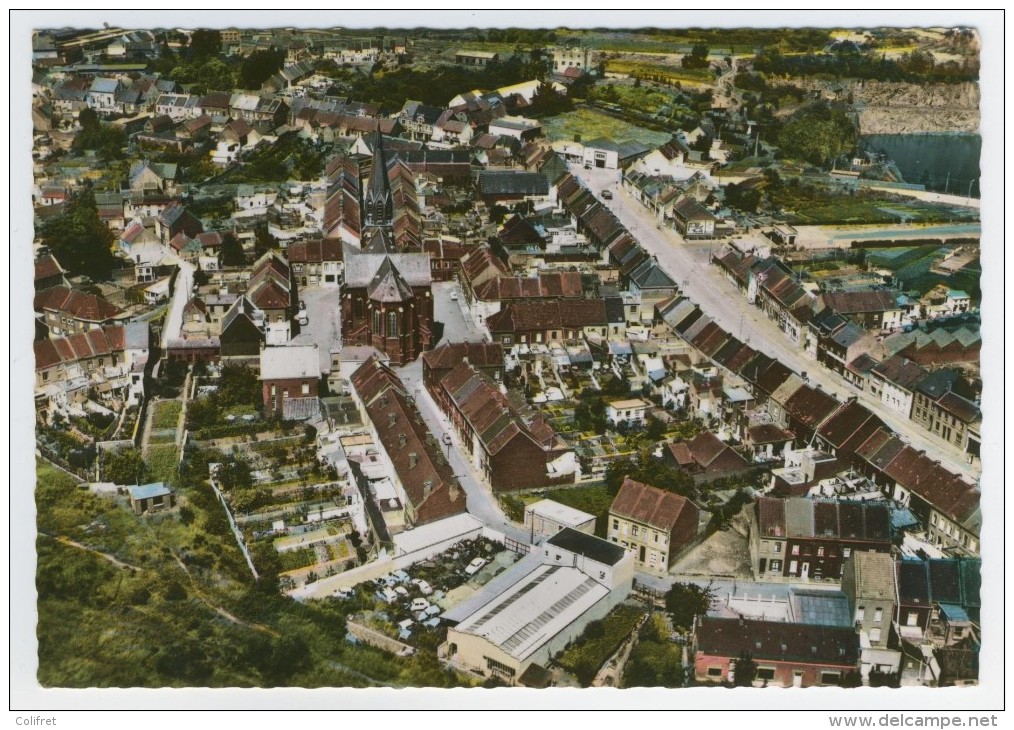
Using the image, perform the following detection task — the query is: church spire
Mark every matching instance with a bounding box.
[364,131,393,227]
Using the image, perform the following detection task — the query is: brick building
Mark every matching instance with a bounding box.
[341,251,433,366]
[259,345,320,419]
[694,617,860,687]
[608,476,700,575]
[750,496,892,582]
[431,359,576,492]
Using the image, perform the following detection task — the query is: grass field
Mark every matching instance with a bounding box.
[147,444,179,486]
[151,400,183,430]
[605,59,714,87]
[543,484,616,537]
[543,108,671,146]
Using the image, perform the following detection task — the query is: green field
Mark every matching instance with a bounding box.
[147,444,180,486]
[604,59,714,86]
[151,401,183,430]
[35,460,473,689]
[543,484,617,537]
[543,108,671,146]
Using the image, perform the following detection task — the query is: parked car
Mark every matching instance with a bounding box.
[412,578,434,595]
[449,291,459,301]
[601,189,613,199]
[410,598,431,613]
[464,557,487,576]
[376,587,398,604]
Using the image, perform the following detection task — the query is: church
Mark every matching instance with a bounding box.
[340,133,434,365]
[341,251,433,365]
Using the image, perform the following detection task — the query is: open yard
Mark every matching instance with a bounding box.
[146,444,180,485]
[543,108,672,147]
[150,400,183,430]
[672,513,753,580]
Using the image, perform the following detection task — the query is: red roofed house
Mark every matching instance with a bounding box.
[287,238,343,288]
[351,355,466,528]
[431,359,576,492]
[421,341,504,392]
[694,617,860,687]
[608,476,700,575]
[34,286,128,338]
[34,254,68,290]
[665,431,753,485]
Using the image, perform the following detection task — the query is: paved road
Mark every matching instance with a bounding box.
[571,163,979,482]
[432,280,487,346]
[160,259,195,350]
[396,359,530,545]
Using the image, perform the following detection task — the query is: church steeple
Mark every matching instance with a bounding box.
[364,131,393,227]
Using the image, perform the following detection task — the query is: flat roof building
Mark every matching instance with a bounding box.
[445,528,633,685]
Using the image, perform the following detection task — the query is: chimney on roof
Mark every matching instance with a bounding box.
[399,433,407,449]
[409,451,418,468]
[388,412,396,427]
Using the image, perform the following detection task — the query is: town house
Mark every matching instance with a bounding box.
[608,476,700,575]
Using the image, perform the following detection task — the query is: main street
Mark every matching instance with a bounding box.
[396,359,531,545]
[571,163,979,482]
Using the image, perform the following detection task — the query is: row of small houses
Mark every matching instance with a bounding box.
[713,248,982,458]
[652,293,980,559]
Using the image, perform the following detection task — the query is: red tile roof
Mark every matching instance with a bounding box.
[35,324,126,370]
[610,477,697,532]
[351,356,466,526]
[33,286,125,323]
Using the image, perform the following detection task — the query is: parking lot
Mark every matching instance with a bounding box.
[432,281,486,346]
[289,285,341,373]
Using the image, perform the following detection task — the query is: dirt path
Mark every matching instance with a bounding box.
[170,552,278,637]
[592,612,648,688]
[42,533,144,572]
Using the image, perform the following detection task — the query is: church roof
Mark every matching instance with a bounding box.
[364,130,393,225]
[362,225,397,254]
[368,257,415,303]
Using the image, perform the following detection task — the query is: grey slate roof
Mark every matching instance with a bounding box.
[344,248,432,287]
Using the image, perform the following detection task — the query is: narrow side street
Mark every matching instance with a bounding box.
[396,360,530,545]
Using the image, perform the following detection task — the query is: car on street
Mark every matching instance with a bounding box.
[464,557,487,576]
[450,291,459,301]
[601,189,613,199]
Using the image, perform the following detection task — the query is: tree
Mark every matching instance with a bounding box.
[725,182,762,213]
[103,448,148,485]
[254,224,278,258]
[37,186,118,281]
[219,232,246,267]
[528,81,571,116]
[215,457,253,491]
[776,102,858,166]
[188,29,222,60]
[218,365,260,407]
[682,43,710,70]
[72,108,127,161]
[732,652,758,686]
[665,581,716,632]
[239,47,287,90]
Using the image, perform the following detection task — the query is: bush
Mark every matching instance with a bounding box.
[557,605,643,686]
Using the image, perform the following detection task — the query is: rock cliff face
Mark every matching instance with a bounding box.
[854,80,979,134]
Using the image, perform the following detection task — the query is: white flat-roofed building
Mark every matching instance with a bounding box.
[445,528,633,685]
[605,397,650,427]
[524,499,596,539]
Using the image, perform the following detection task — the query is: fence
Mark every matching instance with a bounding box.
[208,476,259,580]
[632,579,667,607]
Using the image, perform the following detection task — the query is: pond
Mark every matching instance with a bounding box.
[862,133,981,197]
